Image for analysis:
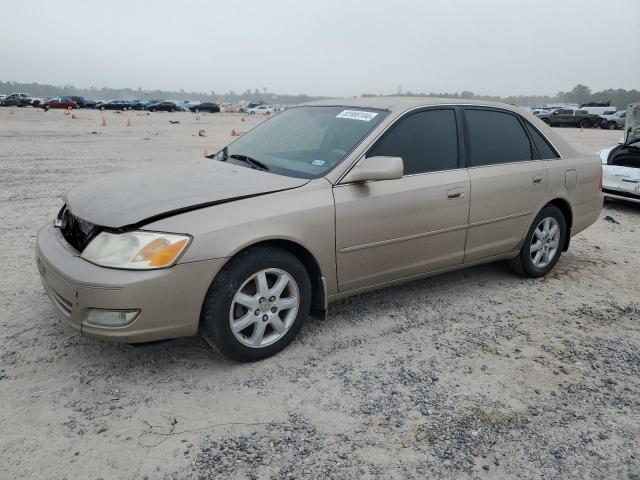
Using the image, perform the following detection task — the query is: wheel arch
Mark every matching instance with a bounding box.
[215,238,327,317]
[546,198,573,251]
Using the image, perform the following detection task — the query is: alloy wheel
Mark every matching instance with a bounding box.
[530,217,560,268]
[229,268,299,348]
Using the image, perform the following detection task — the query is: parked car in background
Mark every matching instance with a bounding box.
[36,98,602,361]
[97,100,133,111]
[537,108,600,128]
[247,105,273,115]
[30,97,49,108]
[1,93,33,107]
[146,101,178,112]
[190,102,220,113]
[42,98,78,110]
[61,96,88,108]
[599,110,626,130]
[240,101,263,113]
[598,103,640,203]
[131,99,159,110]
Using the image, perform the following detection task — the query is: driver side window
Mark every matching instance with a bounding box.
[367,109,459,175]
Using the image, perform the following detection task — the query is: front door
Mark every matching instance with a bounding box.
[334,108,470,292]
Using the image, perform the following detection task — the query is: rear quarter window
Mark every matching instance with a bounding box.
[523,121,560,159]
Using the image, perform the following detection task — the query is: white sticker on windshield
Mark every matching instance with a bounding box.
[336,110,378,122]
[312,159,325,166]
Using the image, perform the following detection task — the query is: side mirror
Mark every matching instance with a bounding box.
[341,156,403,184]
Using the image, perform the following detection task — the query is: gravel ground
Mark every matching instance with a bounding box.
[1,108,639,480]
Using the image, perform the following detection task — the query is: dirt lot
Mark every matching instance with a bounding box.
[1,108,639,480]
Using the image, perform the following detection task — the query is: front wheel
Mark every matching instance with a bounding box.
[606,121,617,130]
[509,205,566,278]
[199,246,311,362]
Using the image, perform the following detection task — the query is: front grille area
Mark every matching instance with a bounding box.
[57,205,98,252]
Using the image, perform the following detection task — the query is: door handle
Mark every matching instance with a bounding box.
[447,187,464,199]
[532,175,544,184]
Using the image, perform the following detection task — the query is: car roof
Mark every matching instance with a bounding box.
[302,96,527,115]
[302,95,581,165]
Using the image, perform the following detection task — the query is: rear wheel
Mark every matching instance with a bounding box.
[509,205,566,278]
[199,246,311,362]
[100,106,105,111]
[607,121,617,130]
[579,119,591,129]
[194,108,200,113]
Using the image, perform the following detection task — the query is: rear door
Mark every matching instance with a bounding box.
[463,107,549,262]
[334,108,470,292]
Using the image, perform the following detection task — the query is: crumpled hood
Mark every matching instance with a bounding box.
[64,159,309,228]
[624,102,640,145]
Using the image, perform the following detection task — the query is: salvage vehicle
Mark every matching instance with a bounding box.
[247,105,273,115]
[598,103,640,203]
[98,100,133,111]
[36,98,603,361]
[61,96,88,108]
[538,108,600,128]
[599,110,626,130]
[146,101,178,112]
[42,98,78,110]
[1,92,33,107]
[190,102,220,113]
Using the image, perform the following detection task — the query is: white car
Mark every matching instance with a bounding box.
[600,110,626,130]
[247,105,273,115]
[598,103,640,204]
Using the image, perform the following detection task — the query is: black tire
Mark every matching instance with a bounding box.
[606,121,617,130]
[170,108,175,112]
[194,108,200,113]
[509,205,567,278]
[100,106,105,111]
[199,246,311,362]
[579,119,591,129]
[150,108,156,112]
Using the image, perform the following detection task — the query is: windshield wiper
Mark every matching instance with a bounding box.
[229,154,270,171]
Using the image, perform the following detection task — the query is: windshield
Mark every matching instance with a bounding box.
[219,106,388,178]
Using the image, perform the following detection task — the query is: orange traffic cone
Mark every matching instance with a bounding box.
[10,108,15,114]
[231,129,237,136]
[580,126,584,133]
[101,117,107,127]
[64,109,70,116]
[71,114,79,119]
[126,117,132,127]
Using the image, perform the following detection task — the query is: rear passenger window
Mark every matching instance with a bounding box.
[368,109,458,175]
[523,122,560,159]
[465,109,533,166]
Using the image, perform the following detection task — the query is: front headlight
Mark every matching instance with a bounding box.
[80,231,191,270]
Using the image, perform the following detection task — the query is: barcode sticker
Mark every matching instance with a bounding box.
[336,110,378,121]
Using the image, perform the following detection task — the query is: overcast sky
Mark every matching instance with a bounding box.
[1,0,638,97]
